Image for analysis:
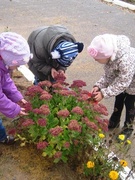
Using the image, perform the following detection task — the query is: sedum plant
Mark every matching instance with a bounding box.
[12,74,134,180]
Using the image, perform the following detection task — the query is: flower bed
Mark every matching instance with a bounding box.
[10,75,135,180]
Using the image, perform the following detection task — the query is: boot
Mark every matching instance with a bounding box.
[108,113,120,129]
[0,135,15,145]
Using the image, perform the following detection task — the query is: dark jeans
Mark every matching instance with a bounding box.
[0,119,7,141]
[111,92,135,128]
[33,76,56,85]
[33,77,41,85]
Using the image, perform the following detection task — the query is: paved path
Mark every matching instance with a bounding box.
[0,0,135,171]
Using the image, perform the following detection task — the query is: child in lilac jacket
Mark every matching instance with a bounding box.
[0,32,31,145]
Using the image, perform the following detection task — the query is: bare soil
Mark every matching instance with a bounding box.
[0,70,85,180]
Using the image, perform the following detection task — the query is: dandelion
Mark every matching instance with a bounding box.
[120,160,128,167]
[20,142,26,147]
[109,170,119,180]
[86,161,95,168]
[99,133,105,138]
[118,134,125,141]
[42,152,47,157]
[127,140,131,144]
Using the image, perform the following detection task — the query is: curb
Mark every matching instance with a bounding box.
[103,0,135,11]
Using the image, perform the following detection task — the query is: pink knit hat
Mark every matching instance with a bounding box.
[0,32,32,66]
[87,34,114,59]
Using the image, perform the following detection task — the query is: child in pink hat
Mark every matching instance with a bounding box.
[0,32,31,145]
[87,34,135,141]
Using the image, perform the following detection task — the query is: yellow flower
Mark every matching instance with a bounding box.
[86,161,95,168]
[109,170,119,180]
[20,142,26,147]
[42,152,47,157]
[118,134,125,141]
[126,140,131,144]
[99,133,105,138]
[120,160,128,167]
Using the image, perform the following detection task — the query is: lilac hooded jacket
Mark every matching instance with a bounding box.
[0,58,23,118]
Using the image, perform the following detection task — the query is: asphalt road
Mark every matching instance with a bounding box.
[0,0,135,168]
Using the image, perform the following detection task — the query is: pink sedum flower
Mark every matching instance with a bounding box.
[38,118,47,127]
[38,80,52,88]
[54,151,62,159]
[93,103,108,116]
[22,102,33,112]
[25,85,43,97]
[8,128,16,135]
[64,142,70,149]
[68,120,82,133]
[57,109,70,118]
[40,93,52,100]
[49,126,63,136]
[33,108,42,114]
[37,141,48,149]
[82,117,98,131]
[70,80,86,88]
[52,82,63,89]
[71,106,84,115]
[39,105,50,115]
[73,139,79,146]
[22,119,35,127]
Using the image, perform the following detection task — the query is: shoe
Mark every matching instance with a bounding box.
[108,114,120,129]
[117,128,133,142]
[108,120,120,129]
[0,136,15,145]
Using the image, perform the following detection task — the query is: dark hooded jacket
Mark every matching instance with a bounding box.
[28,25,76,81]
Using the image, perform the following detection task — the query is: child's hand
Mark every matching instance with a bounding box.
[51,68,59,78]
[18,99,28,106]
[58,70,66,78]
[91,86,100,94]
[19,108,28,116]
[93,91,103,102]
[21,99,28,104]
